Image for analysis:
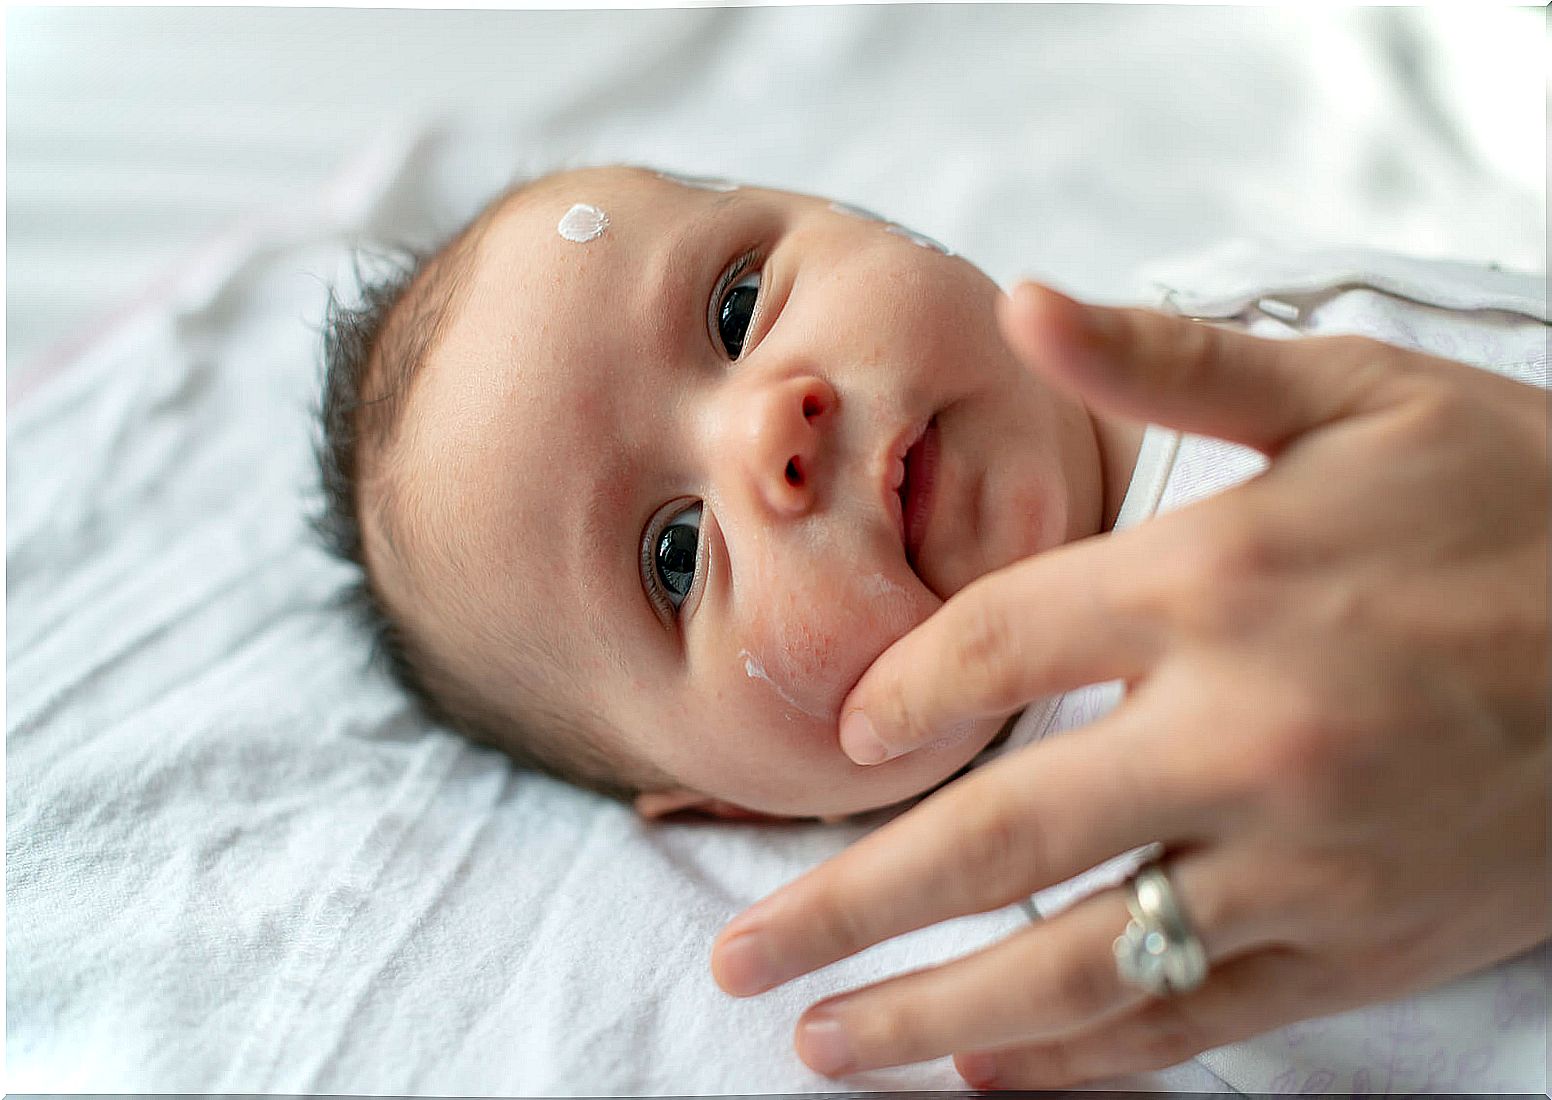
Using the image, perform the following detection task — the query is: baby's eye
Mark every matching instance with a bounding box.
[716,270,761,359]
[653,503,703,611]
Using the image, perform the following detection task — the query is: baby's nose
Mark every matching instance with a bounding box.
[731,374,836,517]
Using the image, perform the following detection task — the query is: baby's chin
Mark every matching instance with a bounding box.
[751,715,1003,820]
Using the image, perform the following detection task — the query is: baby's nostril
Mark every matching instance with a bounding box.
[802,395,822,420]
[785,458,803,487]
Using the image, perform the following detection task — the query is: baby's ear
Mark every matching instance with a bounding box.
[633,789,795,823]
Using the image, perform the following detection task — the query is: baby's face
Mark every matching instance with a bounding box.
[381,167,1108,818]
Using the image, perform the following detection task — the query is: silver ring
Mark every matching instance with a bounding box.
[1112,860,1209,997]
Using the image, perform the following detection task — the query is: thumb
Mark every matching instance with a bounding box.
[997,282,1396,456]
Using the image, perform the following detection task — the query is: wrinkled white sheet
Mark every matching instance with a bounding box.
[8,6,1546,1094]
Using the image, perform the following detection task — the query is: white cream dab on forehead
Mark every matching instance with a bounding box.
[885,222,953,256]
[656,171,739,192]
[828,200,886,222]
[830,201,954,255]
[557,203,609,243]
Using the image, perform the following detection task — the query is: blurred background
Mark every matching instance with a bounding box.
[7,4,1546,379]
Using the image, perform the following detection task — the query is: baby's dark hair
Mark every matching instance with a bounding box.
[310,180,676,807]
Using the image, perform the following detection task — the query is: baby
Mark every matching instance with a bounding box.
[314,165,1144,823]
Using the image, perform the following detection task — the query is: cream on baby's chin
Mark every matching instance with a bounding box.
[557,203,609,243]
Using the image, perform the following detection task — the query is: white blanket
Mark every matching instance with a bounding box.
[8,7,1546,1093]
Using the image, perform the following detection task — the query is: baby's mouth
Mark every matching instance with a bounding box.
[900,416,940,573]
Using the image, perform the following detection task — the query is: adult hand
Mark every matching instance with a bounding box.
[709,282,1549,1086]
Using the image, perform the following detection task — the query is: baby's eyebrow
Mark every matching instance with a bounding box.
[630,191,743,369]
[654,191,741,290]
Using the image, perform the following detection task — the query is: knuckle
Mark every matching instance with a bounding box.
[872,686,927,750]
[1201,514,1278,587]
[1326,864,1378,929]
[1252,689,1350,814]
[1302,331,1403,389]
[1159,513,1278,640]
[846,997,930,1062]
[1280,856,1381,951]
[865,667,935,753]
[1320,334,1415,419]
[807,880,873,957]
[1263,854,1342,938]
[953,798,1036,906]
[1040,952,1116,1022]
[1157,313,1230,391]
[1394,383,1463,447]
[1178,871,1236,944]
[948,591,1024,711]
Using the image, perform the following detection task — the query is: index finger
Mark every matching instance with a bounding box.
[840,529,1160,765]
[711,696,1193,998]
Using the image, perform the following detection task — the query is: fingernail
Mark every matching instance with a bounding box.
[957,1052,1000,1088]
[721,895,774,939]
[1027,281,1108,341]
[1080,300,1114,341]
[840,710,888,765]
[716,931,780,996]
[1013,279,1049,306]
[799,1015,856,1076]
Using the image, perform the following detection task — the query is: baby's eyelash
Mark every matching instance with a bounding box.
[709,247,761,346]
[718,248,759,302]
[642,500,707,621]
[641,519,674,620]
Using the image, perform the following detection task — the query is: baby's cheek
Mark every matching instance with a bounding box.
[740,564,931,726]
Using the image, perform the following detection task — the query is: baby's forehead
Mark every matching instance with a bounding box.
[487,164,793,245]
[546,163,745,193]
[458,166,765,356]
[500,164,710,217]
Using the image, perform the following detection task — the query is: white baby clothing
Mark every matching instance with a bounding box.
[970,244,1548,1092]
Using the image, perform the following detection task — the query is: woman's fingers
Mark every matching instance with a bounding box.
[954,947,1322,1089]
[713,694,1205,999]
[996,282,1397,457]
[839,529,1159,764]
[729,287,1551,1086]
[839,285,1413,769]
[778,847,1263,1078]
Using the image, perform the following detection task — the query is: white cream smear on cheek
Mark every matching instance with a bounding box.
[557,203,609,243]
[754,566,921,728]
[716,473,921,726]
[732,533,848,723]
[739,649,827,721]
[861,572,907,601]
